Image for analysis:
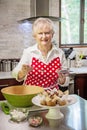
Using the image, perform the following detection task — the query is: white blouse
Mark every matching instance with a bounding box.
[12,43,69,87]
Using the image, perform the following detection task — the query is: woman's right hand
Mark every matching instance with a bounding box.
[18,64,33,80]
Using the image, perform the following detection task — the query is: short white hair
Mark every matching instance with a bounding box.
[32,17,55,36]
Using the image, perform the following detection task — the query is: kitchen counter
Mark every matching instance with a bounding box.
[0,94,87,130]
[1,67,87,80]
[70,67,87,74]
[0,71,13,79]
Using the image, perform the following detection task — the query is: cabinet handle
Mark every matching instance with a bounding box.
[0,84,9,87]
[77,89,80,95]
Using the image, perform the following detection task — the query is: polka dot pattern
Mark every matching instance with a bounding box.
[25,57,61,88]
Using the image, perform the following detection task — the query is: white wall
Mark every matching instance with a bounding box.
[0,0,32,59]
[0,0,60,59]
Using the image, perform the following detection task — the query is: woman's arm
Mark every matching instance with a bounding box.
[12,48,32,81]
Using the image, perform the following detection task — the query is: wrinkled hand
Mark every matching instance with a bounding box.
[18,64,33,80]
[22,64,33,75]
[57,69,69,85]
[58,72,66,85]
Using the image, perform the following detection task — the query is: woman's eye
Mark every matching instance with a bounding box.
[38,33,43,35]
[38,32,51,35]
[46,32,50,34]
[45,32,51,35]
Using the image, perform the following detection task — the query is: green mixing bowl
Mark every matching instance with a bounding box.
[1,85,44,107]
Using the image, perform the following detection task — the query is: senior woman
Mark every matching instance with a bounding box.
[12,17,69,91]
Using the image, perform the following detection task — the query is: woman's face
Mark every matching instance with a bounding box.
[34,24,53,47]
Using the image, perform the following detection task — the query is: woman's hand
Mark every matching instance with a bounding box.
[58,73,66,85]
[18,64,33,80]
[57,69,69,85]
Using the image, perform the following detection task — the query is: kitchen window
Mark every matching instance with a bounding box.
[59,0,87,48]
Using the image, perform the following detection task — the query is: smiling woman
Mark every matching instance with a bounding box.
[32,18,54,56]
[12,17,69,92]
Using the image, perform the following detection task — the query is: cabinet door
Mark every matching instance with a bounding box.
[0,79,23,100]
[74,74,87,100]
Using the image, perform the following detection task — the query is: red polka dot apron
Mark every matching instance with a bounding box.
[24,57,61,89]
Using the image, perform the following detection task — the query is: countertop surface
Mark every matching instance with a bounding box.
[0,71,13,79]
[70,67,87,74]
[0,94,87,130]
[0,67,87,80]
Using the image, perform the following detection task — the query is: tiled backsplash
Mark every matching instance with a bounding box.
[0,0,59,60]
[0,0,32,59]
[0,22,35,59]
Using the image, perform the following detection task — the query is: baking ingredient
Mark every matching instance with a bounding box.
[10,109,29,122]
[29,116,43,127]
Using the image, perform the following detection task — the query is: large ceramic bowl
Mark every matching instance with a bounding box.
[1,85,44,107]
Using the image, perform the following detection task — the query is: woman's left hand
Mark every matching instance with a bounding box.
[58,73,66,85]
[57,69,69,85]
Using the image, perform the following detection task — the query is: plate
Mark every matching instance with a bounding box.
[32,94,77,109]
[32,94,77,119]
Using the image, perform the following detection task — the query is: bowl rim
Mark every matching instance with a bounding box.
[1,85,44,96]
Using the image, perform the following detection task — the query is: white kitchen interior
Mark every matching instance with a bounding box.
[0,0,87,66]
[0,0,87,99]
[0,1,87,130]
[0,0,87,68]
